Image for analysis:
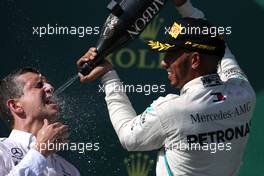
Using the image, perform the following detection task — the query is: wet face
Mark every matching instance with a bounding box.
[16,72,59,122]
[160,50,192,89]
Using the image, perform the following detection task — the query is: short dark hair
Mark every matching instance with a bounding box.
[0,67,40,129]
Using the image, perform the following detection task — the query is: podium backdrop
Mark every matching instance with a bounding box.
[0,0,263,175]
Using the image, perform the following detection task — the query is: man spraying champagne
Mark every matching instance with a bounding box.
[77,0,256,175]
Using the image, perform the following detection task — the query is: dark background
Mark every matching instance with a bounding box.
[0,0,263,175]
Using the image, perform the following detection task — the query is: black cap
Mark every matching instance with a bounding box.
[148,17,225,58]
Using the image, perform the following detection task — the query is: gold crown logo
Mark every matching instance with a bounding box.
[124,153,154,176]
[140,15,164,41]
[148,40,175,51]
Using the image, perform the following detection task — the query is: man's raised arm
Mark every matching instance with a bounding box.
[174,0,248,81]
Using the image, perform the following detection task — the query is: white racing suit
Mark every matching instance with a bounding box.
[101,1,256,175]
[0,130,80,176]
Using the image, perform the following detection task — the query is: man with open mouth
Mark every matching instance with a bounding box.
[0,67,80,175]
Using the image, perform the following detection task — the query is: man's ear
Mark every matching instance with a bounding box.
[190,52,200,70]
[7,99,24,116]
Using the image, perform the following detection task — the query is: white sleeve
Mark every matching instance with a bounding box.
[101,70,166,151]
[217,45,248,82]
[0,148,47,176]
[176,0,205,19]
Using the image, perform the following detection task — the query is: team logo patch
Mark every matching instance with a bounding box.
[211,92,226,102]
[201,75,222,87]
[11,147,23,159]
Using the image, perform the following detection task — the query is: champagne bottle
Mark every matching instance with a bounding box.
[79,0,168,76]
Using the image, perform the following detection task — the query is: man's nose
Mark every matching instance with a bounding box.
[160,60,168,69]
[43,83,54,94]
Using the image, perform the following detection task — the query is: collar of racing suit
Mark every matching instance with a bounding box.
[180,73,222,95]
[9,129,36,149]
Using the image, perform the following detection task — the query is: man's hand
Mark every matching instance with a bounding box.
[171,0,187,7]
[77,47,112,83]
[33,119,69,157]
